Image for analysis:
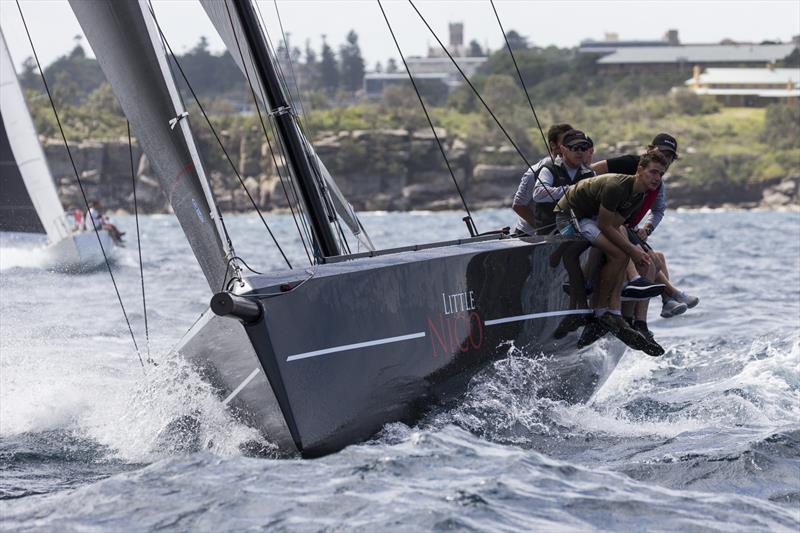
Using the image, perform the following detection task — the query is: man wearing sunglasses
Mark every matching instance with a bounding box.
[512,128,595,236]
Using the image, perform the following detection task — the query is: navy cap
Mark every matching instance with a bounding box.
[651,133,678,155]
[561,129,590,148]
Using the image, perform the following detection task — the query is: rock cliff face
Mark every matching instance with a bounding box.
[42,132,798,214]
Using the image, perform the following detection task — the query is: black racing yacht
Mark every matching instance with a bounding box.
[70,0,611,457]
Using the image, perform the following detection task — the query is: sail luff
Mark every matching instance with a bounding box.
[138,0,233,263]
[0,30,68,242]
[69,0,231,291]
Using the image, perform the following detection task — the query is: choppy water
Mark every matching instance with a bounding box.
[1,209,799,531]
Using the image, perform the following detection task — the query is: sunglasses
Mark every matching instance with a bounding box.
[567,144,591,153]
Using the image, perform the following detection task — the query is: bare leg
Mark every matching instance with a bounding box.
[562,241,591,308]
[588,232,628,312]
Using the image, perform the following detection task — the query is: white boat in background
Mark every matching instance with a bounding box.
[0,29,115,272]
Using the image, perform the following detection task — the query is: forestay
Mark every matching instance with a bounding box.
[0,31,68,241]
[69,0,232,291]
[199,0,374,252]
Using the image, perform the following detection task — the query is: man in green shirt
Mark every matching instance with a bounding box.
[554,151,669,356]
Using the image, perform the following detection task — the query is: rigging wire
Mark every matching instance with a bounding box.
[222,0,315,267]
[146,0,293,270]
[233,0,316,264]
[377,0,477,234]
[405,0,563,208]
[128,121,152,364]
[255,0,352,256]
[489,0,552,162]
[15,0,144,369]
[269,0,311,128]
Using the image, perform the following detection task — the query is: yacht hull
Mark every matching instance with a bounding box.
[178,236,603,456]
[43,230,116,272]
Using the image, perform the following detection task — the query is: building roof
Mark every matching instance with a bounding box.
[597,44,797,64]
[690,87,799,98]
[685,67,800,85]
[364,73,448,80]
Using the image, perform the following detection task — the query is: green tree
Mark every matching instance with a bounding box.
[44,44,104,105]
[386,58,399,73]
[467,39,484,57]
[762,102,800,149]
[505,30,528,51]
[339,30,365,92]
[19,57,41,91]
[319,36,339,95]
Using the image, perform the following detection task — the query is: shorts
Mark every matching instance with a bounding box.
[555,213,601,242]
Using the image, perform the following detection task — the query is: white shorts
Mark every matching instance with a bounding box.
[576,218,601,242]
[556,213,601,242]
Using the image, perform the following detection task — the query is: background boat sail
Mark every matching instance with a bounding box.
[71,0,612,457]
[0,29,116,272]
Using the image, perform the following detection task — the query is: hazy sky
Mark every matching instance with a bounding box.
[1,0,799,72]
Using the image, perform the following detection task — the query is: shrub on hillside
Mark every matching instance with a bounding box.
[669,90,720,116]
[761,103,800,149]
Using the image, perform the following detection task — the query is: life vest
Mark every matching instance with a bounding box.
[533,162,594,235]
[627,184,661,228]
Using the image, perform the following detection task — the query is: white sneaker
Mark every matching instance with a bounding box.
[661,297,688,318]
[673,291,699,309]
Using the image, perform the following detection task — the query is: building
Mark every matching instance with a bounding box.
[364,22,487,100]
[579,29,679,54]
[363,72,450,101]
[684,66,800,106]
[596,43,797,75]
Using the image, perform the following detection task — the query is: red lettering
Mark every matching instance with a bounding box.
[468,311,484,349]
[427,310,484,357]
[455,314,470,352]
[428,315,447,357]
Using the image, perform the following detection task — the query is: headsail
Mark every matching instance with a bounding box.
[0,30,68,240]
[199,0,374,252]
[69,0,232,290]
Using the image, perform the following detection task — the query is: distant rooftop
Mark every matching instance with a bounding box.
[686,67,799,85]
[598,44,797,64]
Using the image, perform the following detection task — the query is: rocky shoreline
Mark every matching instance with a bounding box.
[42,131,799,215]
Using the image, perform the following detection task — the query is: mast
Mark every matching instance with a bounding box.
[231,0,340,259]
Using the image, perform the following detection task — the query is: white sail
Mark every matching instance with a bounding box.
[0,30,69,243]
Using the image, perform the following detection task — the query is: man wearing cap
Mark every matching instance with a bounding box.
[554,151,669,356]
[512,128,595,236]
[591,133,699,328]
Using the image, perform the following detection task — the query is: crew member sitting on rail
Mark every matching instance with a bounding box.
[554,151,670,356]
[512,125,594,236]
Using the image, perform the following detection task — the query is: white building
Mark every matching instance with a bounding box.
[685,66,800,106]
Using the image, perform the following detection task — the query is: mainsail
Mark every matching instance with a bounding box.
[198,0,374,252]
[0,31,67,240]
[69,0,232,290]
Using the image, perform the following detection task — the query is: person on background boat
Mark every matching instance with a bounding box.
[591,133,699,325]
[512,125,595,236]
[67,206,83,232]
[86,200,124,245]
[554,151,669,356]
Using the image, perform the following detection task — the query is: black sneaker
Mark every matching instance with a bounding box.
[620,277,665,299]
[553,314,588,339]
[577,316,607,348]
[598,312,650,350]
[641,337,665,357]
[599,313,665,356]
[633,320,655,341]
